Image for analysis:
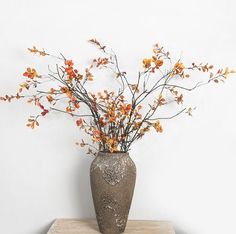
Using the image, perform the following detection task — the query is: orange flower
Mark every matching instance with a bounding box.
[157,95,166,106]
[85,68,94,81]
[65,60,74,67]
[139,126,150,137]
[19,82,29,93]
[65,67,75,79]
[74,102,80,109]
[28,46,38,54]
[66,106,73,113]
[99,117,107,127]
[46,95,54,103]
[154,120,163,133]
[65,66,73,74]
[155,59,163,67]
[23,68,40,79]
[152,57,164,68]
[95,57,109,67]
[92,129,103,143]
[26,119,39,129]
[28,46,49,56]
[76,118,83,127]
[176,94,184,105]
[106,137,118,152]
[64,60,76,79]
[60,87,72,98]
[143,58,152,69]
[173,62,185,74]
[120,103,132,116]
[108,116,116,123]
[93,129,101,136]
[134,121,142,129]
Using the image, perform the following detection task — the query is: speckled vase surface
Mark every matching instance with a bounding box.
[90,152,136,234]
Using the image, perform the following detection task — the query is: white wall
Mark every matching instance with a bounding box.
[0,0,236,234]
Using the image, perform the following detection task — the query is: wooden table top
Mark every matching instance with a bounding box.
[47,219,175,234]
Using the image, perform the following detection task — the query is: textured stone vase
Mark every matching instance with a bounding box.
[90,152,136,234]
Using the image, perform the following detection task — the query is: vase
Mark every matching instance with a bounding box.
[90,152,136,234]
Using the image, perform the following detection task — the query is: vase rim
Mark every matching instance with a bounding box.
[97,151,129,156]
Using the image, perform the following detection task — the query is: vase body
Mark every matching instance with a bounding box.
[90,152,136,234]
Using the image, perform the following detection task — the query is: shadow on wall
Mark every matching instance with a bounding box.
[74,155,95,218]
[36,221,54,234]
[175,226,189,234]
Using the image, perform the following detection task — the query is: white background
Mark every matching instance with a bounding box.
[0,0,236,234]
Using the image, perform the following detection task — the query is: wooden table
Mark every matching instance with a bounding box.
[47,219,175,234]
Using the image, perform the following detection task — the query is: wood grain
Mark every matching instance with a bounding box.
[47,219,175,234]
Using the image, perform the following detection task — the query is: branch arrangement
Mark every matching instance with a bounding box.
[1,39,235,154]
